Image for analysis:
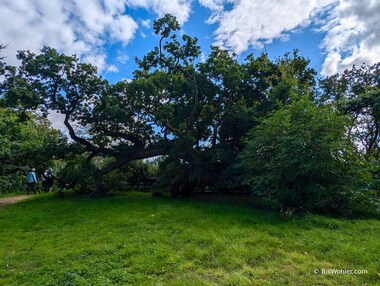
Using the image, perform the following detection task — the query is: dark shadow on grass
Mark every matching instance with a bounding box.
[13,190,380,228]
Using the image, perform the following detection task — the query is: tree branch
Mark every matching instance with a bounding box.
[101,129,144,147]
[99,145,167,176]
[63,113,96,151]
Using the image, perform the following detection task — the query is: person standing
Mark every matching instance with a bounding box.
[45,167,55,192]
[27,168,39,194]
[41,169,48,192]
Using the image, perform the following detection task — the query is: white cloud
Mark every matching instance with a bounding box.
[200,0,335,54]
[2,0,378,79]
[140,19,151,28]
[0,0,138,71]
[201,0,380,76]
[199,0,226,12]
[319,0,380,76]
[47,110,67,132]
[125,0,192,24]
[107,65,119,73]
[83,53,107,71]
[200,52,207,63]
[116,53,130,64]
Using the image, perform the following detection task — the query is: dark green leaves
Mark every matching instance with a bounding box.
[239,97,365,212]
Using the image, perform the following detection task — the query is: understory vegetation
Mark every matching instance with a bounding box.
[0,192,379,286]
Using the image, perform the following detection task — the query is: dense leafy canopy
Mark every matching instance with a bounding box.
[0,15,379,213]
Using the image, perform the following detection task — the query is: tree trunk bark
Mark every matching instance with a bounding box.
[170,169,189,197]
[93,172,112,197]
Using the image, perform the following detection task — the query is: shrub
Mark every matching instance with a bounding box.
[239,97,375,213]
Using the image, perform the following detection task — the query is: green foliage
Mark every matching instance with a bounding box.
[0,18,322,197]
[136,14,200,72]
[239,97,374,213]
[320,63,380,162]
[58,154,97,192]
[1,45,168,194]
[0,44,6,76]
[57,154,158,193]
[103,160,158,192]
[0,108,65,194]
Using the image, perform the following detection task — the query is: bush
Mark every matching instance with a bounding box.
[239,97,376,213]
[0,167,28,194]
[58,155,97,192]
[103,160,151,192]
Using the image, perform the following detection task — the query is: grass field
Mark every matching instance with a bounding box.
[0,192,379,285]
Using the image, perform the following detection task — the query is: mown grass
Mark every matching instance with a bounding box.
[0,192,379,285]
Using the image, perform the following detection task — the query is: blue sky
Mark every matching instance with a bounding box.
[1,0,379,84]
[92,1,330,84]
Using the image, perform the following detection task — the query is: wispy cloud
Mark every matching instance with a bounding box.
[125,0,193,24]
[107,65,119,73]
[140,19,151,28]
[116,53,130,64]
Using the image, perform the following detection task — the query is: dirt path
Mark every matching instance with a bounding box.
[0,195,31,208]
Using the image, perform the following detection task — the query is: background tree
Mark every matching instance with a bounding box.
[0,44,6,76]
[320,63,380,156]
[0,109,64,193]
[1,47,169,194]
[320,63,380,191]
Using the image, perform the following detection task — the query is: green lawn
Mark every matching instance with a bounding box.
[0,192,379,285]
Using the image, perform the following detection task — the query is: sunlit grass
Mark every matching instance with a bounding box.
[0,192,379,285]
